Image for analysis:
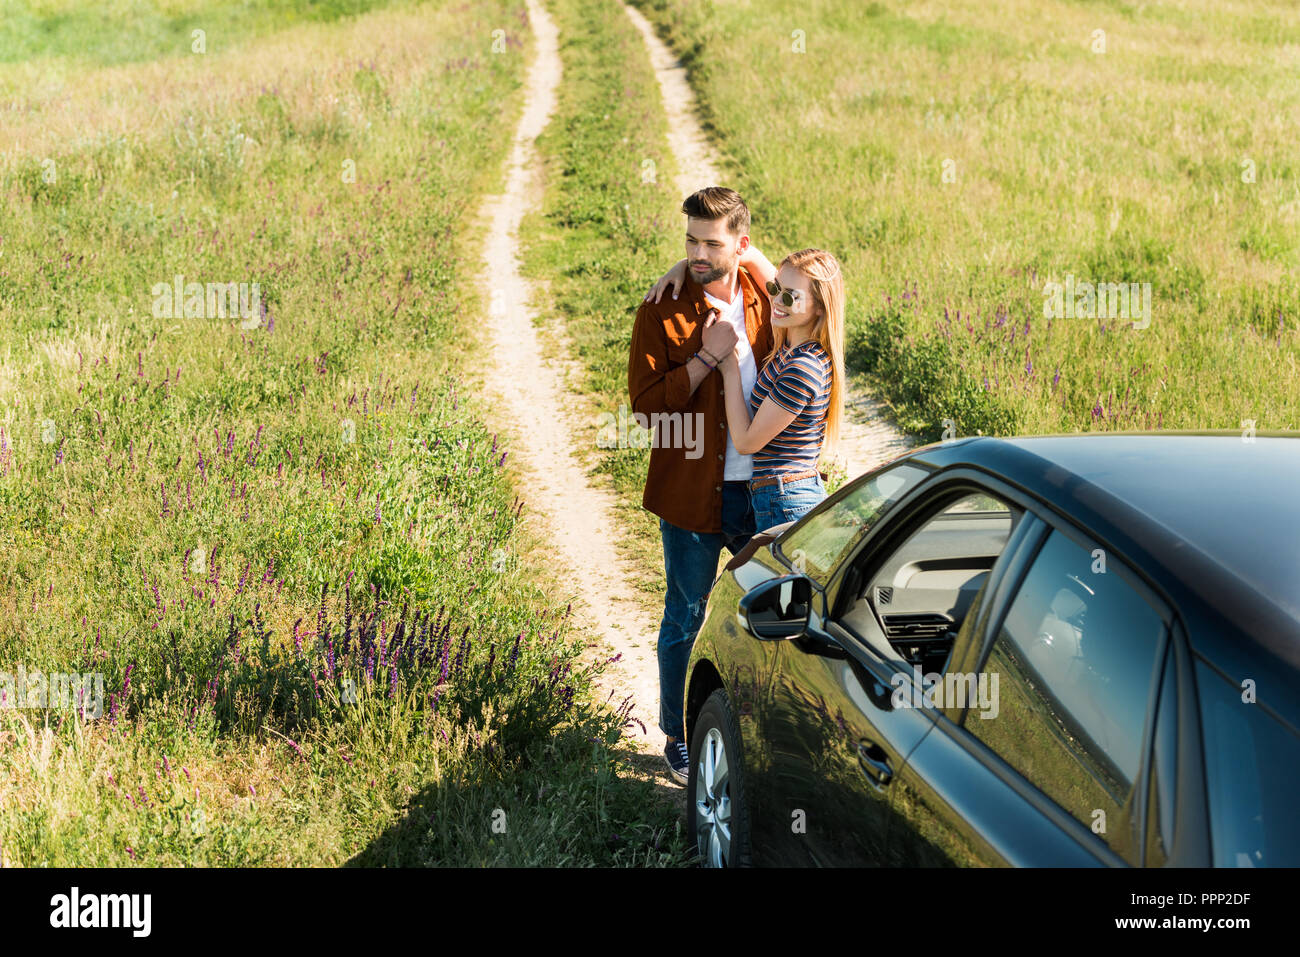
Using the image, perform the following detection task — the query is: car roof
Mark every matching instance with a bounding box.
[898,431,1300,728]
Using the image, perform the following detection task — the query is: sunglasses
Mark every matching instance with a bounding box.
[765,279,809,314]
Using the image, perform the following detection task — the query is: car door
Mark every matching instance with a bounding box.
[762,472,1022,865]
[888,515,1175,866]
[760,600,932,866]
[755,462,930,865]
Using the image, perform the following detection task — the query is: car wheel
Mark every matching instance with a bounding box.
[687,688,753,867]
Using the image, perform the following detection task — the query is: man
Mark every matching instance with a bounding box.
[627,186,773,784]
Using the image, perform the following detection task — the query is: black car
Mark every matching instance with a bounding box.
[683,432,1300,867]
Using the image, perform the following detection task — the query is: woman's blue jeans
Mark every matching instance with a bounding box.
[657,481,755,740]
[749,473,827,534]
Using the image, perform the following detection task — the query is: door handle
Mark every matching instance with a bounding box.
[857,741,893,786]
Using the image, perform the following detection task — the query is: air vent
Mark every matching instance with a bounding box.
[881,613,953,642]
[876,586,893,606]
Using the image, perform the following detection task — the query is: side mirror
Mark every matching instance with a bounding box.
[738,574,812,640]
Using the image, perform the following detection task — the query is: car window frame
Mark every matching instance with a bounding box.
[825,468,1039,624]
[1144,640,1178,866]
[820,471,1038,692]
[960,513,1177,865]
[771,457,936,591]
[941,510,1048,722]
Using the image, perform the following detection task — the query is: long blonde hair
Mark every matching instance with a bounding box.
[762,248,846,460]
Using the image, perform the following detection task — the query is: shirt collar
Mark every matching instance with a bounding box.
[693,269,757,317]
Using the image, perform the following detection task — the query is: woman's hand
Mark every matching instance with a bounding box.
[644,259,688,303]
[737,244,777,289]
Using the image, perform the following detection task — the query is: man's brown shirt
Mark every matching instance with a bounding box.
[627,267,773,534]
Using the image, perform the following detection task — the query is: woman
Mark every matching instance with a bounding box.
[646,245,846,530]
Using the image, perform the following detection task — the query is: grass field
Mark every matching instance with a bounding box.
[622,0,1300,441]
[0,0,688,866]
[5,0,1295,869]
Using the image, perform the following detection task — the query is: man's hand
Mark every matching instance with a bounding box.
[720,343,740,374]
[701,308,737,363]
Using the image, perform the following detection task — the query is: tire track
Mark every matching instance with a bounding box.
[478,0,664,760]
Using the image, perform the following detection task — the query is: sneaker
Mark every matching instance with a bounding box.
[664,739,689,786]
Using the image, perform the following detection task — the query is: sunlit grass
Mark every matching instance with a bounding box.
[0,0,690,867]
[630,0,1300,439]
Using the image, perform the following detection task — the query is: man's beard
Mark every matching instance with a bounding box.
[691,256,736,286]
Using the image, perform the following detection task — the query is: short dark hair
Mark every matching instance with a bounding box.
[681,187,750,237]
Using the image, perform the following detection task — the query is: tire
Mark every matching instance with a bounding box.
[687,688,753,867]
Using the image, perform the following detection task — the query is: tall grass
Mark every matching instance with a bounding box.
[630,0,1300,440]
[0,0,409,65]
[0,0,688,866]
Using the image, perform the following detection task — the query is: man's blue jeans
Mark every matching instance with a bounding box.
[657,480,755,740]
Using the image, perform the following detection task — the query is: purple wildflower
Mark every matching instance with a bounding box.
[453,625,470,676]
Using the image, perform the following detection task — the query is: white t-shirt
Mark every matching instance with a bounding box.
[705,279,757,481]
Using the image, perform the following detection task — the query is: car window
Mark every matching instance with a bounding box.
[1197,661,1300,866]
[942,492,1007,514]
[856,491,1016,674]
[965,529,1165,856]
[776,462,927,585]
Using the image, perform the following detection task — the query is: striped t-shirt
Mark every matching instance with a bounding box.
[748,340,831,480]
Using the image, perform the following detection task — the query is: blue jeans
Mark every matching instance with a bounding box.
[749,473,827,533]
[657,481,755,739]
